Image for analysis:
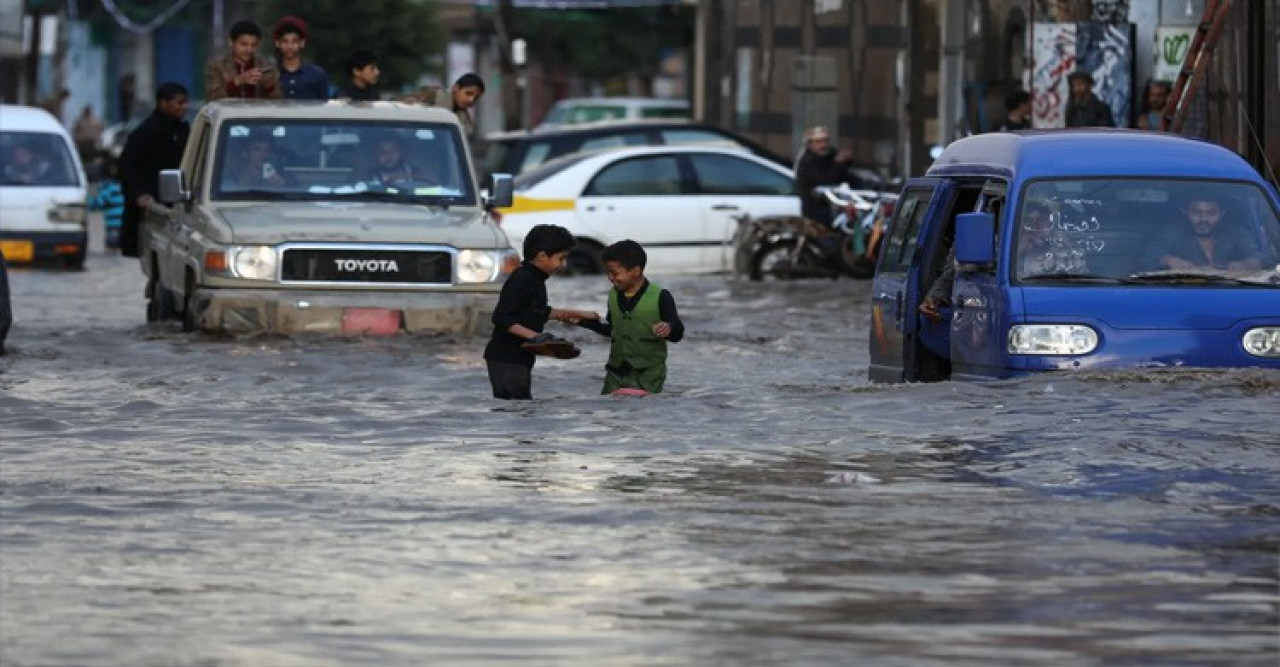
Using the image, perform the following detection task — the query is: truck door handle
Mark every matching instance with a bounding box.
[711,204,739,211]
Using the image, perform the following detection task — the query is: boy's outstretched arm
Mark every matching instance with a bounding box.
[577,315,611,337]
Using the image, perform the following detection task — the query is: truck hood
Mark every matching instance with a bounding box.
[213,202,507,248]
[1020,286,1280,330]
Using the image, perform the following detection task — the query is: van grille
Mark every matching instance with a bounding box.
[280,248,452,284]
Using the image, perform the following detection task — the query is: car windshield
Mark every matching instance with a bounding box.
[0,131,80,187]
[211,120,474,205]
[1014,178,1280,286]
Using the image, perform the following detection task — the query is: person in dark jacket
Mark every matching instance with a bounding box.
[483,224,599,400]
[118,82,190,258]
[1065,71,1114,128]
[337,50,381,101]
[794,125,853,225]
[993,88,1033,132]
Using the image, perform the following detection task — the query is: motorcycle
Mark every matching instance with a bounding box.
[734,184,897,281]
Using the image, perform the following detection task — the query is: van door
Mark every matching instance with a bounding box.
[868,179,953,383]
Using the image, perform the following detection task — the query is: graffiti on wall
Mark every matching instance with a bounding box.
[1031,22,1133,128]
[1031,22,1076,128]
[1154,26,1196,82]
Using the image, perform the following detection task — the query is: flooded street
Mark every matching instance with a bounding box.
[2,247,1278,665]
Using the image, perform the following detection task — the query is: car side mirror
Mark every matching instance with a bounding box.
[158,169,189,205]
[485,173,514,209]
[954,211,995,270]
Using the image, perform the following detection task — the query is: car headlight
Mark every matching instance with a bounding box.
[204,246,277,280]
[1008,324,1099,356]
[1242,327,1280,358]
[457,248,520,283]
[48,202,87,224]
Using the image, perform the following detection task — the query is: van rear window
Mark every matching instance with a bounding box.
[1,131,80,187]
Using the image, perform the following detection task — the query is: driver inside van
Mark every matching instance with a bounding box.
[3,142,54,185]
[1144,192,1261,272]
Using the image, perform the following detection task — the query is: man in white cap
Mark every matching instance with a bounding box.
[795,125,853,225]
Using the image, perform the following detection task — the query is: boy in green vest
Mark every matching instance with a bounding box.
[579,240,684,394]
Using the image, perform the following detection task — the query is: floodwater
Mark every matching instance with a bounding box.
[2,245,1278,665]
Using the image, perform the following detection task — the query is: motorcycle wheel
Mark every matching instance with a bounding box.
[750,240,827,281]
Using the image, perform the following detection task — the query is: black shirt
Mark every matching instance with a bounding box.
[579,280,684,343]
[118,110,190,257]
[484,261,552,365]
[339,82,379,101]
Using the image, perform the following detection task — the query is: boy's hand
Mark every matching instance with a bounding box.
[652,321,671,338]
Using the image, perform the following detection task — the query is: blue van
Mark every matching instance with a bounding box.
[869,130,1280,383]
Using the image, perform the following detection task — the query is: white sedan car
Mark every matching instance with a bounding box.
[495,145,798,274]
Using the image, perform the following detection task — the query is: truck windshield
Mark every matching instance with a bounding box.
[211,120,475,205]
[1014,179,1280,286]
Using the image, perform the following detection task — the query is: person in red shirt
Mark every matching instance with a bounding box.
[205,20,282,101]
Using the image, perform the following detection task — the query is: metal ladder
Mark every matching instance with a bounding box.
[1160,0,1233,132]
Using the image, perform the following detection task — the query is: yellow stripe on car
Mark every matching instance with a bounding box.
[499,195,577,214]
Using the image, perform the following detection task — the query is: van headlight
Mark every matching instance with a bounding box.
[457,248,520,283]
[1242,327,1280,358]
[204,246,277,280]
[48,202,88,224]
[1008,324,1099,356]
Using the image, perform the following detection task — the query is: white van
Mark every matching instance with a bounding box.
[534,97,689,131]
[1,104,89,268]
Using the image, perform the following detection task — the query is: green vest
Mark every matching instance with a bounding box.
[607,282,667,370]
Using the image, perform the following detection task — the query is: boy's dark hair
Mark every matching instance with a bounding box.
[229,20,262,41]
[272,15,308,40]
[1004,88,1031,111]
[346,49,380,76]
[1067,70,1094,86]
[155,82,188,103]
[601,239,647,270]
[454,72,485,92]
[523,224,576,259]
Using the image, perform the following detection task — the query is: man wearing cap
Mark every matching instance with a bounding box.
[794,125,853,226]
[273,15,330,100]
[1065,71,1114,128]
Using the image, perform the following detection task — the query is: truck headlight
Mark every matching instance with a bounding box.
[1008,324,1099,356]
[205,246,277,280]
[1242,327,1280,358]
[457,248,520,283]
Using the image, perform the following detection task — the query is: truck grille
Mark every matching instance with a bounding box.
[280,248,453,284]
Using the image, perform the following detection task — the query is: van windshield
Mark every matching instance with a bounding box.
[1,131,80,187]
[1014,179,1280,285]
[211,120,475,205]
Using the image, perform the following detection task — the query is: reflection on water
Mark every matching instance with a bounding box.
[1,258,1277,665]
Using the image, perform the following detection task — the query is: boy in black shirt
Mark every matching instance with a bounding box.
[338,49,380,101]
[484,225,598,400]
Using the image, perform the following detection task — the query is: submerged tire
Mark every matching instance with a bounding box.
[563,241,603,276]
[750,240,826,281]
[146,274,177,322]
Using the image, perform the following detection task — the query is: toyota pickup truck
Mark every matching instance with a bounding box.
[146,100,517,335]
[869,130,1280,382]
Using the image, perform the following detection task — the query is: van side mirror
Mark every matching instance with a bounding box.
[158,170,189,205]
[954,211,995,268]
[486,173,514,209]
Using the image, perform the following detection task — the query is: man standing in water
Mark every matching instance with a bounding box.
[118,83,190,258]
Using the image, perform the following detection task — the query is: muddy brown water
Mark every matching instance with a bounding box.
[2,252,1277,665]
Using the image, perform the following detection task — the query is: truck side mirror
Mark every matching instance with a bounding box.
[954,211,995,269]
[158,170,189,205]
[485,173,514,209]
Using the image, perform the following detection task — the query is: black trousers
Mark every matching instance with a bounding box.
[486,359,532,400]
